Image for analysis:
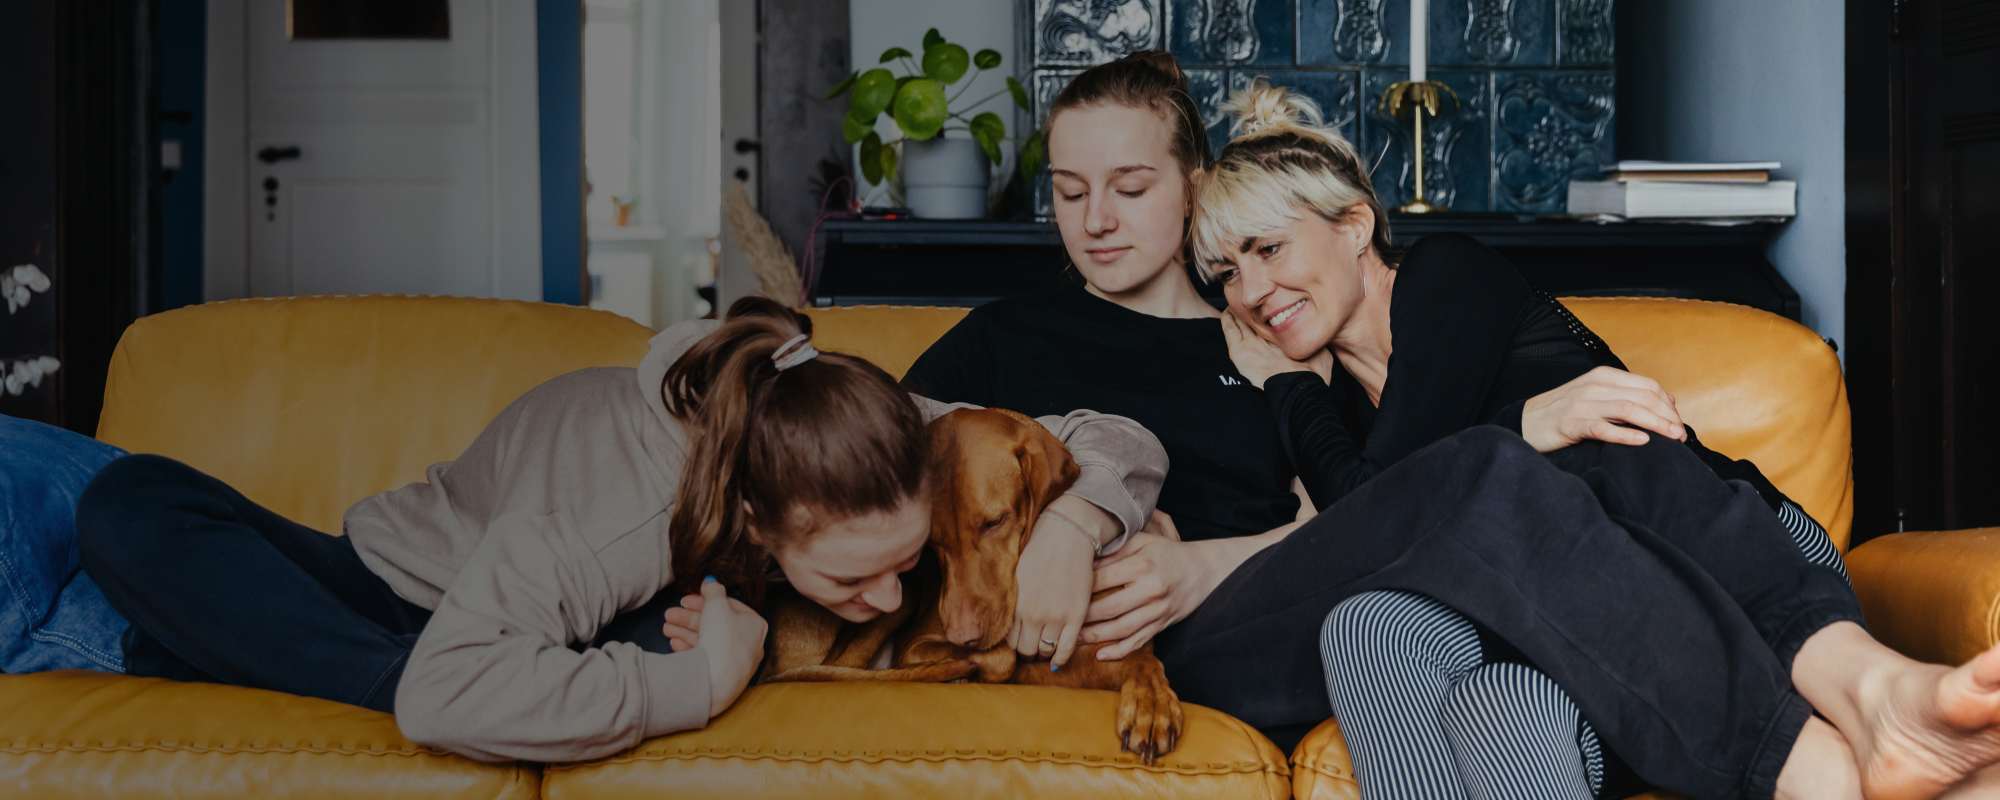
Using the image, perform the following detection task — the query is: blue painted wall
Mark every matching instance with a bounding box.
[1619,0,1845,350]
[1024,0,1617,213]
[538,0,584,305]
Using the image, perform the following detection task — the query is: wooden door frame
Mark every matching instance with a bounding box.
[202,0,546,302]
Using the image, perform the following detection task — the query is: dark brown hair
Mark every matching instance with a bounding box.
[1044,50,1212,178]
[660,296,928,605]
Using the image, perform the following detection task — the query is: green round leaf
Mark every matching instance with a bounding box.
[859,132,884,185]
[824,71,858,100]
[879,46,913,64]
[922,28,944,49]
[892,78,949,140]
[1007,76,1031,111]
[970,111,1006,165]
[922,43,969,85]
[974,48,1002,70]
[1017,130,1046,183]
[850,68,898,121]
[881,143,900,184]
[841,112,871,145]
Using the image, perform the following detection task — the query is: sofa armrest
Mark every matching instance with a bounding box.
[1290,719,1360,800]
[1849,527,2000,665]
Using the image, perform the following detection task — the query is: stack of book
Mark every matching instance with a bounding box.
[1567,161,1796,219]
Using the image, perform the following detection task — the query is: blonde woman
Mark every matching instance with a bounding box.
[1195,81,2000,799]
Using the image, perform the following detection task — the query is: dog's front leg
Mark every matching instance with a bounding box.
[1007,643,1183,764]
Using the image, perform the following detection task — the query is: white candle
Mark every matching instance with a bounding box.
[1410,0,1428,82]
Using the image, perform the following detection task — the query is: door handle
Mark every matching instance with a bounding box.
[256,145,303,164]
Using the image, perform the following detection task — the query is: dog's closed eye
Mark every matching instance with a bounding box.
[980,513,1011,534]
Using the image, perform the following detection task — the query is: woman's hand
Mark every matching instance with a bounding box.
[1222,313,1333,389]
[664,578,768,718]
[1012,498,1105,670]
[1080,512,1221,660]
[1520,366,1687,453]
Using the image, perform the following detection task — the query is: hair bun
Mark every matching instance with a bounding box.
[1223,80,1324,139]
[1124,50,1189,90]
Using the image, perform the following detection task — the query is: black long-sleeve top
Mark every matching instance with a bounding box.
[1267,233,1791,511]
[902,287,1302,542]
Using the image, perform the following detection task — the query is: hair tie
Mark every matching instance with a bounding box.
[772,334,818,371]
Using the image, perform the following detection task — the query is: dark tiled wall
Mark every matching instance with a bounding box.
[1019,0,1615,213]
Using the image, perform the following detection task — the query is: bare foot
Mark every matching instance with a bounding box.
[1853,644,2000,800]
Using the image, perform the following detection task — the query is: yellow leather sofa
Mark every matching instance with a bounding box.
[0,294,1973,799]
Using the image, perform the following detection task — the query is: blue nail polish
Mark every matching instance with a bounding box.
[703,575,718,584]
[1051,663,1061,673]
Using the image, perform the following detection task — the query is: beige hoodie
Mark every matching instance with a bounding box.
[343,320,1167,763]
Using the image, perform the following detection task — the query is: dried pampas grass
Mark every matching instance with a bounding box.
[723,182,805,306]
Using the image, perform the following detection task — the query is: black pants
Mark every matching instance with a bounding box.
[75,454,677,712]
[1153,427,1861,800]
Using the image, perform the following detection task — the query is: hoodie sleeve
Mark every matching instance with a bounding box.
[394,511,710,763]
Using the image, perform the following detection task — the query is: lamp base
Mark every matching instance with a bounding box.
[1398,199,1442,214]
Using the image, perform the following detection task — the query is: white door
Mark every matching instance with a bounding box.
[234,0,542,299]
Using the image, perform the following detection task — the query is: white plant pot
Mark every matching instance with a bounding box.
[901,137,989,220]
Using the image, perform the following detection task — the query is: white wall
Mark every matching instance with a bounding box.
[584,0,721,328]
[848,0,1018,204]
[1621,0,1846,352]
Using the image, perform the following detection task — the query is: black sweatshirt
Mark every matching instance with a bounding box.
[1265,233,1791,511]
[902,287,1302,542]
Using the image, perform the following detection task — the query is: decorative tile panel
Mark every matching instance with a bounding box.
[1494,70,1614,212]
[1557,0,1614,65]
[1019,0,1614,214]
[1430,0,1554,66]
[1031,0,1163,67]
[1360,69,1490,211]
[1168,0,1294,66]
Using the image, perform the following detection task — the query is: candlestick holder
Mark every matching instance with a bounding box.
[1377,80,1461,214]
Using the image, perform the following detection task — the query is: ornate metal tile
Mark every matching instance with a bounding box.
[1031,0,1164,67]
[1429,0,1555,66]
[1494,70,1614,212]
[1167,0,1295,66]
[1299,0,1402,65]
[1557,0,1614,66]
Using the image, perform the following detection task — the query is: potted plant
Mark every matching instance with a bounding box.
[827,28,1045,219]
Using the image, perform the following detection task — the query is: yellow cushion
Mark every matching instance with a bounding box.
[543,682,1289,800]
[94,296,652,533]
[0,672,537,799]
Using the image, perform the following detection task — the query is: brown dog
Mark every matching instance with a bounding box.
[758,408,1184,763]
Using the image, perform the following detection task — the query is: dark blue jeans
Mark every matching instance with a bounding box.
[75,454,678,711]
[0,415,128,672]
[1154,427,1861,800]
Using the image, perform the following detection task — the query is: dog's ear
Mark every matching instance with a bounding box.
[1010,412,1080,512]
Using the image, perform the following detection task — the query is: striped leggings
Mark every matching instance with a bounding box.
[1321,499,1846,799]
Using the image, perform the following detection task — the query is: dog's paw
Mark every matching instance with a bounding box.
[1116,668,1184,764]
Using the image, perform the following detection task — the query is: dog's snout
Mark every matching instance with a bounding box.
[942,608,982,648]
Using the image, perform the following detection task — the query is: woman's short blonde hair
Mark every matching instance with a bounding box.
[1189,80,1394,281]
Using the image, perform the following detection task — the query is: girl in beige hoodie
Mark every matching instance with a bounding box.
[75,297,1167,763]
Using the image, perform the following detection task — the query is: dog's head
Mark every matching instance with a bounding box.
[926,408,1081,651]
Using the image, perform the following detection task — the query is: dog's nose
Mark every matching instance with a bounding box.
[944,617,981,648]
